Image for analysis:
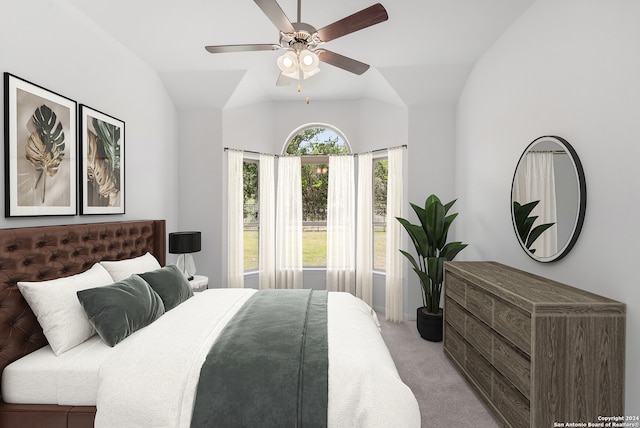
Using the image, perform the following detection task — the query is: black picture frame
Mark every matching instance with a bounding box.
[79,104,125,215]
[4,73,77,217]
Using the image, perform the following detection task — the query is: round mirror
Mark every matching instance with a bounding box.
[511,136,586,262]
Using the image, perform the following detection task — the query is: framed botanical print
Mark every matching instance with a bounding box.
[4,73,77,217]
[80,105,125,215]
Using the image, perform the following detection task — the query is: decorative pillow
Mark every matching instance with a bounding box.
[17,263,115,356]
[77,275,165,347]
[138,265,194,311]
[99,252,161,282]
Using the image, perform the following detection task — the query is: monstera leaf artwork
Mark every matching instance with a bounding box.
[5,73,77,217]
[25,104,66,203]
[86,117,121,207]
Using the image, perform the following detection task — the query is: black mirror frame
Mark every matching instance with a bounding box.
[511,135,587,263]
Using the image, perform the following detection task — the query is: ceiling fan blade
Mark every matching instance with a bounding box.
[317,50,370,75]
[254,0,295,34]
[205,44,281,53]
[316,3,388,42]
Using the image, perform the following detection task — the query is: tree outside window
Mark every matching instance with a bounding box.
[373,158,388,271]
[243,160,259,271]
[286,127,349,267]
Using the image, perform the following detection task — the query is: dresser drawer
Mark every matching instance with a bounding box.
[444,323,465,366]
[465,312,492,361]
[493,298,531,355]
[445,297,466,335]
[465,345,492,398]
[493,372,530,428]
[445,273,466,306]
[493,334,531,400]
[466,284,493,325]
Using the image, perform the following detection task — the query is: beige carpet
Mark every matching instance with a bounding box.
[378,317,500,427]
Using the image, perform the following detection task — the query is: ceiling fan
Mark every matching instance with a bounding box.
[205,0,388,85]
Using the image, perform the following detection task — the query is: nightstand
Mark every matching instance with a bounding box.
[189,275,208,292]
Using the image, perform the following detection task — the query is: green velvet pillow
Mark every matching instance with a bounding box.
[138,265,194,311]
[77,275,165,347]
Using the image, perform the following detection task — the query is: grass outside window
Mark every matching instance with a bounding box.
[244,226,386,270]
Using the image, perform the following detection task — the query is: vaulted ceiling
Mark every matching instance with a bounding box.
[66,0,535,109]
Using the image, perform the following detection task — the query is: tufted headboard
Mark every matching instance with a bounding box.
[0,220,166,396]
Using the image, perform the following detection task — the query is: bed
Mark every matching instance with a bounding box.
[0,220,420,428]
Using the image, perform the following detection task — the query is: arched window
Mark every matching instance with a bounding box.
[241,124,389,273]
[283,125,350,267]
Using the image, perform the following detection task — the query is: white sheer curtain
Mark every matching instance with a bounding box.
[385,147,404,322]
[276,156,303,289]
[259,154,276,289]
[355,153,373,305]
[327,155,356,294]
[227,149,244,288]
[513,152,557,257]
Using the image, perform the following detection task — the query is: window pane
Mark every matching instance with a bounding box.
[285,126,349,267]
[302,164,328,267]
[302,225,327,267]
[243,161,259,271]
[373,159,388,271]
[244,225,258,270]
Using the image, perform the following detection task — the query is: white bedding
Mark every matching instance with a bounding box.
[2,335,114,405]
[4,288,421,427]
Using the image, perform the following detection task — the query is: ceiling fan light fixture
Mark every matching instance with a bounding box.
[277,50,298,74]
[302,68,321,80]
[299,49,319,72]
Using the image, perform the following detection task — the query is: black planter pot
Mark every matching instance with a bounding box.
[416,307,443,342]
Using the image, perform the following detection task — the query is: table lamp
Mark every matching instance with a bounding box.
[168,231,201,280]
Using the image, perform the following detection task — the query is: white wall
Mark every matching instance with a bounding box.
[404,104,458,315]
[0,0,179,235]
[457,0,640,413]
[176,109,224,286]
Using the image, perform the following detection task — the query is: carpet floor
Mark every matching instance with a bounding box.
[378,317,500,427]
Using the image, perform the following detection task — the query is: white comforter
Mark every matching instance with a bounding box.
[95,289,420,428]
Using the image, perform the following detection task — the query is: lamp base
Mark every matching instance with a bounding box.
[176,253,196,281]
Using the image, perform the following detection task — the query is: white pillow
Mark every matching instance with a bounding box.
[99,252,162,282]
[17,263,114,356]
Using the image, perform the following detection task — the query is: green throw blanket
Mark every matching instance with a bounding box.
[191,289,328,428]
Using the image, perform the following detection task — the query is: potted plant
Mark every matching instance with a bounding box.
[396,195,468,341]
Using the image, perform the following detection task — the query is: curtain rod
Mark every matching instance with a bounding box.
[529,150,568,154]
[224,144,407,157]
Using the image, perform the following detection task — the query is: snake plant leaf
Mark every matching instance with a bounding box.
[410,202,428,234]
[513,200,555,251]
[424,196,445,256]
[397,217,427,257]
[413,268,431,308]
[439,212,458,249]
[526,223,555,249]
[520,216,538,242]
[513,201,539,239]
[426,257,445,312]
[443,199,457,215]
[399,250,421,273]
[440,241,468,261]
[25,105,66,203]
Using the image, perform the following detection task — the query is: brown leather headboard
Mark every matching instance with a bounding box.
[0,220,166,398]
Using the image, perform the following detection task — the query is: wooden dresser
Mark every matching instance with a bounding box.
[443,261,625,428]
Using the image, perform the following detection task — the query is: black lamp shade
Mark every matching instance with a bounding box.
[169,231,201,254]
